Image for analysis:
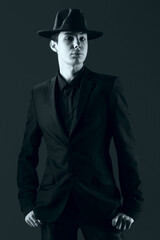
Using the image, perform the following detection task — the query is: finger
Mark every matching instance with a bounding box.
[29,220,36,227]
[122,216,134,230]
[26,218,36,227]
[33,220,40,227]
[123,224,127,230]
[120,218,127,230]
[112,215,119,226]
[32,212,38,221]
[31,212,41,227]
[37,220,44,225]
[26,220,33,227]
[25,216,33,227]
[126,219,133,229]
[29,218,39,227]
[115,215,124,229]
[30,213,40,226]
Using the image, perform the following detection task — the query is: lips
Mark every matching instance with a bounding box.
[71,51,83,55]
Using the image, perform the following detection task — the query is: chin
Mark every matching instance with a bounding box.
[70,60,83,65]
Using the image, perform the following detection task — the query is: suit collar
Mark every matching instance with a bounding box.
[57,66,85,91]
[48,66,95,136]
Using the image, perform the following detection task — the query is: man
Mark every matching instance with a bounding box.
[17,9,143,240]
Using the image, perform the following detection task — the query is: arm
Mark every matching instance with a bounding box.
[109,78,144,226]
[17,89,43,217]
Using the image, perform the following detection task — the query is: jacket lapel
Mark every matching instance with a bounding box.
[48,76,66,137]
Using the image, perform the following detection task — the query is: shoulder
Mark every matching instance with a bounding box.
[87,67,117,81]
[31,76,56,94]
[30,76,56,104]
[32,78,53,91]
[86,67,119,90]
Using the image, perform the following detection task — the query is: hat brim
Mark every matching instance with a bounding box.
[37,29,103,40]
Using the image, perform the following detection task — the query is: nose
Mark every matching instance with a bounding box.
[73,37,81,49]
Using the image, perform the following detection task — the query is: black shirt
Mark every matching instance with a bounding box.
[55,66,85,136]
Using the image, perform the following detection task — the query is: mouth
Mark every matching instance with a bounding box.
[71,52,83,56]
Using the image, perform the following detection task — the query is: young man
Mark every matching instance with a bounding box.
[17,9,143,240]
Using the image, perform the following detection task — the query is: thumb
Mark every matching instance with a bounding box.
[112,214,119,226]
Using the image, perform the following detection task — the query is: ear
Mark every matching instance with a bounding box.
[49,40,58,53]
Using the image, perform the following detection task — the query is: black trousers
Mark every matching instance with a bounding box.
[41,193,124,240]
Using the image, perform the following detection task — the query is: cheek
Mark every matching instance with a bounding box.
[84,43,88,50]
[84,45,88,56]
[59,47,69,58]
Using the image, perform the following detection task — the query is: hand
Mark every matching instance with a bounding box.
[112,213,134,231]
[25,210,43,227]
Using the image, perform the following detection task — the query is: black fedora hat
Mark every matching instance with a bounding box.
[37,9,103,40]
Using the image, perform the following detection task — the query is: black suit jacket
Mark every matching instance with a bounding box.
[17,66,143,224]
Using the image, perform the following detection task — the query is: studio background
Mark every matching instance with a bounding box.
[1,0,160,240]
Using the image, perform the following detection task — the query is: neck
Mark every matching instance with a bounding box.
[58,63,84,82]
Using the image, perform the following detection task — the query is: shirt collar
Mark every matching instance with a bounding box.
[57,66,85,91]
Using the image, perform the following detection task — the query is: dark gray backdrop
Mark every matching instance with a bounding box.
[1,0,160,239]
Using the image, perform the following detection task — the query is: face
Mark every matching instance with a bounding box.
[51,31,88,67]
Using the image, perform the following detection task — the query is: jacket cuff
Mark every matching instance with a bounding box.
[120,207,142,221]
[120,194,144,221]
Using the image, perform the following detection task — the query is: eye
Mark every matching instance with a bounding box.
[64,36,73,41]
[80,36,87,41]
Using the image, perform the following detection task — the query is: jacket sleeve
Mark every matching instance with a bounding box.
[17,89,43,216]
[109,77,144,221]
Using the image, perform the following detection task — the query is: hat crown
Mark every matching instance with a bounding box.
[37,8,103,40]
[53,9,87,31]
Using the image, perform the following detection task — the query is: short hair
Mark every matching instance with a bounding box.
[51,33,60,43]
